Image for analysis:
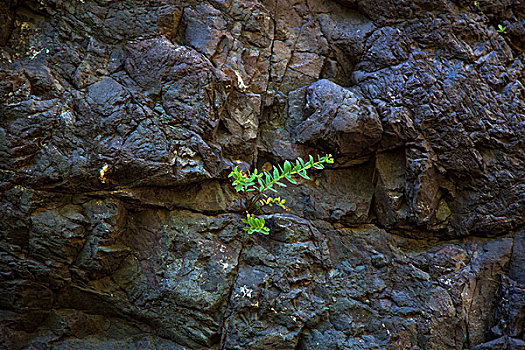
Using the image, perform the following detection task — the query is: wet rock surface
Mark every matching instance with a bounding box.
[0,0,524,349]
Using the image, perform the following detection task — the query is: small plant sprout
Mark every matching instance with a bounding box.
[497,24,507,33]
[228,154,334,235]
[242,214,270,235]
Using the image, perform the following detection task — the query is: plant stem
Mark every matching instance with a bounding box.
[245,158,326,212]
[259,159,324,193]
[246,193,262,212]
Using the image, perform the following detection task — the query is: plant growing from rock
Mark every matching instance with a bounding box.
[228,154,334,234]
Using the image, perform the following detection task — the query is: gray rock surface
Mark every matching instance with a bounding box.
[293,79,382,157]
[1,0,524,349]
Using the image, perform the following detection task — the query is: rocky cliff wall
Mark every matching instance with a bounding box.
[0,0,524,349]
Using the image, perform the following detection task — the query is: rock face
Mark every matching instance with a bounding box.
[0,0,524,349]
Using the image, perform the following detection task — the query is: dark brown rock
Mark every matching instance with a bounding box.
[293,79,383,158]
[0,0,524,349]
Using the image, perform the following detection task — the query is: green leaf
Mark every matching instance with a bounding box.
[273,167,279,179]
[299,172,310,180]
[284,160,291,173]
[286,175,297,184]
[275,181,287,187]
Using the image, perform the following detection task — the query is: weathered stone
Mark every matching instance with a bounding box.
[0,1,16,46]
[374,149,409,229]
[1,0,524,348]
[510,229,525,284]
[293,79,383,159]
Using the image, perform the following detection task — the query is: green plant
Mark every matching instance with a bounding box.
[242,214,270,235]
[228,154,334,234]
[497,24,507,33]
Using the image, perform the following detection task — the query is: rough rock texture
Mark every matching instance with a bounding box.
[0,0,524,349]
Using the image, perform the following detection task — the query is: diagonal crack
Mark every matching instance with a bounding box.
[218,239,245,349]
